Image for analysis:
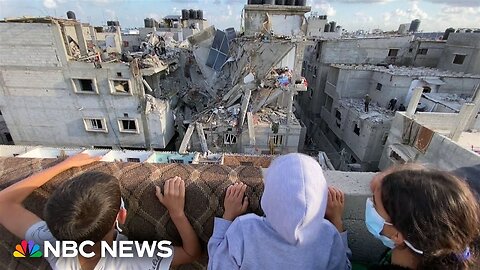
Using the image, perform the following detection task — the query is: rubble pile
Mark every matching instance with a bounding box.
[340,98,395,123]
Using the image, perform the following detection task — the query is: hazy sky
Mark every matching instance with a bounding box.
[0,0,479,32]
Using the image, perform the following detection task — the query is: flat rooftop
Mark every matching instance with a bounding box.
[435,130,480,155]
[339,98,395,124]
[422,93,472,112]
[332,64,480,78]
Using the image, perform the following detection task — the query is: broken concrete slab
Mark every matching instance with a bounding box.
[239,89,252,128]
[195,122,208,153]
[179,124,195,154]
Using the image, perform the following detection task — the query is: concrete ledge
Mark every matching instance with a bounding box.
[0,157,383,269]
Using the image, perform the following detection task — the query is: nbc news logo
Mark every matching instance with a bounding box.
[13,240,43,258]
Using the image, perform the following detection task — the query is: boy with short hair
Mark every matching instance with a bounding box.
[0,153,201,270]
[208,153,352,269]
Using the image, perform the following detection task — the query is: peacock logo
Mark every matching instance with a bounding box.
[13,240,43,258]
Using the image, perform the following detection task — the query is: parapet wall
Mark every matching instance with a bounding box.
[0,157,383,269]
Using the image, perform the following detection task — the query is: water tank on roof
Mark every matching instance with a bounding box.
[324,23,330,32]
[144,18,154,28]
[285,0,295,5]
[197,10,204,20]
[248,0,262,3]
[409,19,421,32]
[474,30,480,34]
[192,10,198,19]
[329,21,336,32]
[66,11,76,20]
[189,9,195,19]
[296,0,306,6]
[182,9,189,20]
[275,0,285,4]
[443,28,455,40]
[264,0,275,4]
[466,29,473,33]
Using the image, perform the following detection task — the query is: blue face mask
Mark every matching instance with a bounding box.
[365,198,424,254]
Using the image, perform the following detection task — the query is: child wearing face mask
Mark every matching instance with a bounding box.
[365,165,480,270]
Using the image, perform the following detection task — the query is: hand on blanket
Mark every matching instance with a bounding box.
[223,182,249,221]
[156,176,186,219]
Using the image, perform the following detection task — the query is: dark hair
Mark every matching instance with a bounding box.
[381,166,480,270]
[44,172,121,243]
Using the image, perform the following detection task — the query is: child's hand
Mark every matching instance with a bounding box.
[223,182,249,221]
[62,153,101,169]
[325,186,345,232]
[156,176,185,218]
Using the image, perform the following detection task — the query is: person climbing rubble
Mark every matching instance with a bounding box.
[388,98,398,111]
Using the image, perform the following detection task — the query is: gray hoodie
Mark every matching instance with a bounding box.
[208,153,352,269]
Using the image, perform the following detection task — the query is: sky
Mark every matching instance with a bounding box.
[0,0,479,32]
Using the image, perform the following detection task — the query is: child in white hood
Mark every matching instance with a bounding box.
[208,153,352,269]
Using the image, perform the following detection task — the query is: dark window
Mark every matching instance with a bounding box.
[354,124,360,136]
[423,86,431,93]
[91,119,103,130]
[79,79,94,92]
[0,110,2,115]
[112,80,130,93]
[127,158,141,163]
[335,109,342,120]
[124,113,129,117]
[121,120,137,131]
[453,54,466,65]
[408,48,413,52]
[117,72,122,77]
[390,150,405,164]
[376,83,383,91]
[350,156,357,163]
[417,48,428,55]
[5,133,13,142]
[388,49,399,57]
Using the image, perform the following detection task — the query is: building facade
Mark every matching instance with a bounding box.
[0,18,174,149]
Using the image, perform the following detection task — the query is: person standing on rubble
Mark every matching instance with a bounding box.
[365,94,371,113]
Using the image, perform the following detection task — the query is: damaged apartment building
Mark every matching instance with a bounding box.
[0,14,175,149]
[296,30,480,171]
[158,1,311,155]
[0,1,311,155]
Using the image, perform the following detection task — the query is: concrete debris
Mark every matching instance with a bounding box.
[340,98,395,123]
[125,25,306,153]
[332,64,480,79]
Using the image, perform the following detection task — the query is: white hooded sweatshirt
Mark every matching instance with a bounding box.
[208,153,352,270]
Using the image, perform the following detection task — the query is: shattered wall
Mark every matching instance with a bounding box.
[0,21,175,150]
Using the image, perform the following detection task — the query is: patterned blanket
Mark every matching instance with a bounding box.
[0,157,265,270]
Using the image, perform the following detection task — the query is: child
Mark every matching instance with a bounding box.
[367,165,480,270]
[208,153,352,269]
[0,153,201,270]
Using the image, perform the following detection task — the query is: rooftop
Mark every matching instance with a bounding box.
[422,93,473,112]
[339,98,395,124]
[331,64,480,78]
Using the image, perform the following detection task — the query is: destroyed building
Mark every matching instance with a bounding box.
[154,2,312,155]
[0,15,175,149]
